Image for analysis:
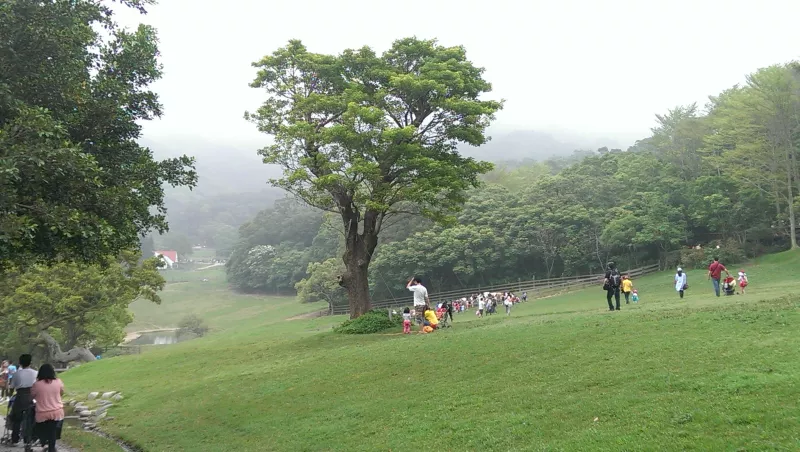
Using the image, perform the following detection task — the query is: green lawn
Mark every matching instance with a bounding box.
[127,266,326,332]
[63,252,800,451]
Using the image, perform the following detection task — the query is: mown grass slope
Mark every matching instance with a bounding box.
[127,266,325,332]
[63,252,800,451]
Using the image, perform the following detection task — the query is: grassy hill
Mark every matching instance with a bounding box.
[127,266,326,332]
[63,252,800,451]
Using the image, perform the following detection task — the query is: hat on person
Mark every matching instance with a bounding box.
[677,267,683,272]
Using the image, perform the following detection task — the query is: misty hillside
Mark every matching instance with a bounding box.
[141,130,624,253]
[461,130,625,163]
[142,138,283,196]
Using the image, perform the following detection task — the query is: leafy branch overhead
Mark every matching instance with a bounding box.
[0,0,196,267]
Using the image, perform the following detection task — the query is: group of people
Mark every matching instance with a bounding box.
[602,257,751,310]
[602,262,638,311]
[405,278,444,333]
[1,355,66,452]
[404,278,531,333]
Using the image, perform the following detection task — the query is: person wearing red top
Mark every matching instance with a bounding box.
[707,257,730,297]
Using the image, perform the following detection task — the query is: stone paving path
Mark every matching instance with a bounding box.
[0,415,78,452]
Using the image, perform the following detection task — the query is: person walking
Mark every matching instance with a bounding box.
[31,363,65,452]
[603,262,622,311]
[621,276,634,304]
[707,257,730,297]
[675,267,688,299]
[9,354,36,447]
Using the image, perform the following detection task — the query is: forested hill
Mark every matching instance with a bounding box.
[459,130,626,163]
[225,62,800,307]
[146,130,618,256]
[143,138,284,255]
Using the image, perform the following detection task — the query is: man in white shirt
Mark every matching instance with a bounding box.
[477,297,485,317]
[407,277,429,327]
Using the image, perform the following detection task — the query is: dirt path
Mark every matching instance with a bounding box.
[285,310,328,321]
[0,415,79,452]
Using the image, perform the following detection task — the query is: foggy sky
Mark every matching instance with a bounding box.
[116,0,800,151]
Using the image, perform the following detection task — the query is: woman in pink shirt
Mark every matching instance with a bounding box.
[31,364,64,452]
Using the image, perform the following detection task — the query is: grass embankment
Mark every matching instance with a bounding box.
[63,252,800,451]
[61,428,122,452]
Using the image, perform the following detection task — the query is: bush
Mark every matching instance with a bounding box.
[178,314,209,338]
[679,240,746,269]
[333,309,402,335]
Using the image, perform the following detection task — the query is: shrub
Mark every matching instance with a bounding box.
[333,309,402,334]
[178,314,209,338]
[679,240,746,269]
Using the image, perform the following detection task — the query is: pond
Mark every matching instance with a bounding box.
[127,330,182,346]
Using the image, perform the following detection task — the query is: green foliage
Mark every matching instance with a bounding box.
[679,241,747,270]
[333,309,401,334]
[295,258,347,310]
[0,0,195,267]
[178,314,209,338]
[225,200,332,293]
[0,250,164,354]
[247,37,502,317]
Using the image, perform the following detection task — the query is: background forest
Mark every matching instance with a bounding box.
[166,63,800,310]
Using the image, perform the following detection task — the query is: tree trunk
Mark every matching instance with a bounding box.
[39,331,96,364]
[338,206,381,319]
[787,147,798,249]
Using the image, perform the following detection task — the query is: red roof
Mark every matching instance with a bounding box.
[154,250,178,263]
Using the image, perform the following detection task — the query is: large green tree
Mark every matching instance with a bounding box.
[0,250,164,362]
[247,38,502,317]
[0,0,195,267]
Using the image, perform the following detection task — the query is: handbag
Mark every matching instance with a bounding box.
[682,283,688,290]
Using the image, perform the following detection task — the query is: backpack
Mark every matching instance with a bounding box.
[609,269,621,288]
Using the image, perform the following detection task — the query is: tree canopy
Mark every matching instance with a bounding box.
[0,250,164,361]
[0,0,195,267]
[247,38,502,317]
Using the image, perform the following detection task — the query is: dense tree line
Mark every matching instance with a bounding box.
[0,0,193,360]
[229,62,800,306]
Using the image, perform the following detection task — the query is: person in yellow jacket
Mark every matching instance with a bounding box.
[621,275,634,304]
[422,306,439,332]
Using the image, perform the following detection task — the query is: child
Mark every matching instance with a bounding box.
[621,275,634,304]
[423,306,439,331]
[738,270,748,294]
[402,307,412,334]
[631,289,639,303]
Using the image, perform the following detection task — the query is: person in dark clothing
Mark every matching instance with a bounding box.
[604,262,622,311]
[9,354,36,446]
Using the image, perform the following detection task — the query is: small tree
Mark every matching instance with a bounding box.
[0,250,164,363]
[178,314,209,338]
[247,38,502,318]
[295,258,348,313]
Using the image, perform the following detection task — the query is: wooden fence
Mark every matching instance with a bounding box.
[330,264,660,315]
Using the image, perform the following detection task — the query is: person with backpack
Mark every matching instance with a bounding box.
[603,262,622,311]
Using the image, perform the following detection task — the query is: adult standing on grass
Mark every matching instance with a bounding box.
[675,267,688,299]
[707,257,730,297]
[31,363,65,452]
[603,262,622,311]
[407,277,430,328]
